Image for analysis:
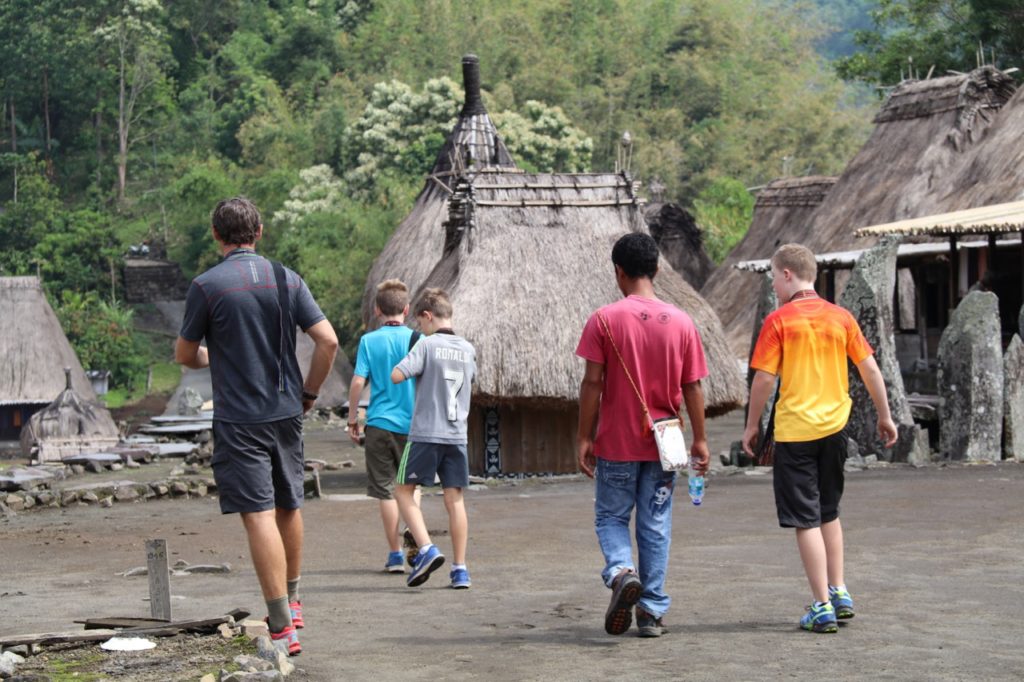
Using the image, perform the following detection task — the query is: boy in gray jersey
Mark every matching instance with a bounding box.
[391,288,476,589]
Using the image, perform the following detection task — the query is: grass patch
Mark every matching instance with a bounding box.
[101,362,181,410]
[46,653,106,682]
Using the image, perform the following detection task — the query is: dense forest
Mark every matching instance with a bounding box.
[0,0,1019,390]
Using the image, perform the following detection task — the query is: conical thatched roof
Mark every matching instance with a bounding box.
[361,55,517,326]
[644,202,715,290]
[416,171,745,417]
[700,176,837,356]
[0,277,97,405]
[20,369,119,458]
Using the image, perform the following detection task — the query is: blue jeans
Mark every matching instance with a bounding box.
[594,458,677,618]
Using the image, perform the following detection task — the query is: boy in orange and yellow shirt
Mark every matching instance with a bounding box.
[743,243,897,633]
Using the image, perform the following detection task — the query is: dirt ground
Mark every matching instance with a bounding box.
[2,413,1023,681]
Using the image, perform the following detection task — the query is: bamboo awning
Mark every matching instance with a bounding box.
[735,238,1023,273]
[854,200,1024,237]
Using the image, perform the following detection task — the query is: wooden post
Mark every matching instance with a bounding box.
[949,235,959,309]
[146,539,172,621]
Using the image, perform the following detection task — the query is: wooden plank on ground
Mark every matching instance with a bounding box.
[75,617,170,630]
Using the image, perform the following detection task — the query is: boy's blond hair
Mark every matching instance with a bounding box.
[413,288,453,319]
[375,279,409,316]
[771,244,817,283]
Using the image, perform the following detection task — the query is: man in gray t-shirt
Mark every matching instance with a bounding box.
[175,197,338,655]
[390,288,476,589]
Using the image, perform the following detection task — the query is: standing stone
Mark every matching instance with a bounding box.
[1019,303,1024,340]
[1003,335,1024,461]
[178,386,204,416]
[749,268,778,444]
[839,238,929,463]
[938,291,1003,460]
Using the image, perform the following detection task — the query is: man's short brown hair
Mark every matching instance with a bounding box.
[771,243,817,282]
[413,288,453,319]
[375,279,409,316]
[212,197,261,246]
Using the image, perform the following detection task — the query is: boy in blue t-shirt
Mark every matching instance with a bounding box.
[348,279,420,572]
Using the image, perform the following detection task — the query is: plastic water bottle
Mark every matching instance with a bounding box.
[688,465,705,506]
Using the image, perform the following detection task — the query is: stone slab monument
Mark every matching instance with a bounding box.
[937,291,1003,461]
[838,239,929,463]
[1002,333,1024,461]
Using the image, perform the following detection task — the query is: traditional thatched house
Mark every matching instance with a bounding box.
[360,54,516,327]
[0,277,103,441]
[415,171,745,475]
[644,202,715,290]
[700,176,837,355]
[705,65,1017,355]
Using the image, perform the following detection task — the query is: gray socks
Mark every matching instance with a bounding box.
[267,596,291,633]
[287,577,300,604]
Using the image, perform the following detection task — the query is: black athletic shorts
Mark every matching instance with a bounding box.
[773,429,847,529]
[212,416,305,514]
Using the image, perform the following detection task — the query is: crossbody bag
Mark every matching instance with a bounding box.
[596,312,688,471]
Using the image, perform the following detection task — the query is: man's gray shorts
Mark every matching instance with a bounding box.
[364,425,407,500]
[212,416,304,514]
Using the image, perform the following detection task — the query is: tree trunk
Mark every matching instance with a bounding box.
[9,100,16,152]
[42,68,52,155]
[95,89,103,188]
[117,43,127,204]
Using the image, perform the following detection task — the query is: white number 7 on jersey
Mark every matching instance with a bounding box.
[443,369,465,422]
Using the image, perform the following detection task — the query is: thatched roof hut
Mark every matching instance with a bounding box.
[20,368,119,461]
[700,176,837,356]
[360,54,517,326]
[789,66,1015,255]
[416,171,746,474]
[704,65,1016,356]
[0,277,103,441]
[644,202,715,289]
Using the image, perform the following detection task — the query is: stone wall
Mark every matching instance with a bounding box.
[122,259,189,303]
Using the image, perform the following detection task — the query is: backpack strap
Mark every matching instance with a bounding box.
[270,260,291,393]
[408,330,421,351]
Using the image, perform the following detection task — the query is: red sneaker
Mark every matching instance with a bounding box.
[269,623,301,656]
[289,600,303,629]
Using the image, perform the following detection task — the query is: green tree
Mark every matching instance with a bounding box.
[492,101,593,172]
[0,154,60,274]
[56,290,146,388]
[692,177,754,263]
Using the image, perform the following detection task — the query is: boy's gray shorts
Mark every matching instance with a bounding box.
[212,416,304,514]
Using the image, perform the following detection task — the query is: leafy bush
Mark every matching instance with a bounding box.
[692,177,754,263]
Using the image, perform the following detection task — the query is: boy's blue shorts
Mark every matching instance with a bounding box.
[772,429,846,528]
[398,442,469,489]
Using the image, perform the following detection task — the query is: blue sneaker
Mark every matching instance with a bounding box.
[800,601,838,633]
[829,585,855,619]
[385,551,405,573]
[450,567,471,589]
[407,545,445,587]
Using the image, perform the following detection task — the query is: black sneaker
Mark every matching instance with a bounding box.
[635,605,666,638]
[605,570,643,635]
[403,529,418,567]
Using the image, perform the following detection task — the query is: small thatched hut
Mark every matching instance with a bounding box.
[20,368,119,461]
[700,176,837,355]
[361,54,517,327]
[644,202,715,289]
[416,171,746,475]
[0,277,102,441]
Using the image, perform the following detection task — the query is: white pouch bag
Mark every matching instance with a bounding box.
[652,416,689,471]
